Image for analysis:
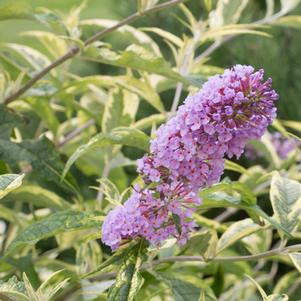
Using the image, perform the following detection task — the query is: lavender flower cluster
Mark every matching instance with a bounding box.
[245,132,299,160]
[102,65,278,250]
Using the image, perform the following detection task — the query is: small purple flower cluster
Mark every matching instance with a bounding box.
[272,132,299,160]
[245,132,299,160]
[102,65,278,250]
[101,184,199,250]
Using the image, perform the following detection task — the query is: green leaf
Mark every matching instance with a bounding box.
[172,213,182,235]
[242,229,272,255]
[0,136,77,193]
[266,294,289,301]
[80,19,161,55]
[83,44,189,85]
[200,182,292,237]
[0,0,33,20]
[162,276,201,301]
[186,230,218,260]
[273,271,299,294]
[133,113,166,130]
[289,252,301,273]
[224,159,247,174]
[5,210,103,255]
[217,218,261,253]
[198,286,217,301]
[193,214,227,233]
[114,76,164,113]
[201,24,270,44]
[282,119,301,133]
[0,43,52,75]
[26,97,59,135]
[245,274,268,299]
[140,27,183,47]
[201,181,256,207]
[270,172,301,234]
[107,241,145,301]
[34,8,67,35]
[209,0,249,27]
[0,173,24,199]
[21,31,68,59]
[5,185,71,209]
[280,0,300,14]
[0,104,23,140]
[211,264,224,297]
[62,127,149,179]
[102,90,133,133]
[95,178,120,205]
[0,276,28,301]
[83,240,140,279]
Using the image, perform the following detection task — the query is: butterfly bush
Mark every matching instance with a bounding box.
[102,65,278,250]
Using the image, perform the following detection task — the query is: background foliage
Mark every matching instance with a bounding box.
[1,0,301,300]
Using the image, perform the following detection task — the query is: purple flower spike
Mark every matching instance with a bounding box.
[102,65,278,250]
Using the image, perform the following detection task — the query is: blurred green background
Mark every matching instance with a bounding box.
[1,0,301,119]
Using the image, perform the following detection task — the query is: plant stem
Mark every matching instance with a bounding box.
[153,243,301,263]
[89,243,301,282]
[57,119,95,148]
[4,0,187,105]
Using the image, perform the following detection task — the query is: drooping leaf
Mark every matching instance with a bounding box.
[107,241,145,301]
[5,210,103,256]
[0,173,24,200]
[217,218,261,253]
[270,172,301,234]
[62,127,149,179]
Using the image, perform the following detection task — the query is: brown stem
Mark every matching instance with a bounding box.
[4,0,186,105]
[57,119,95,148]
